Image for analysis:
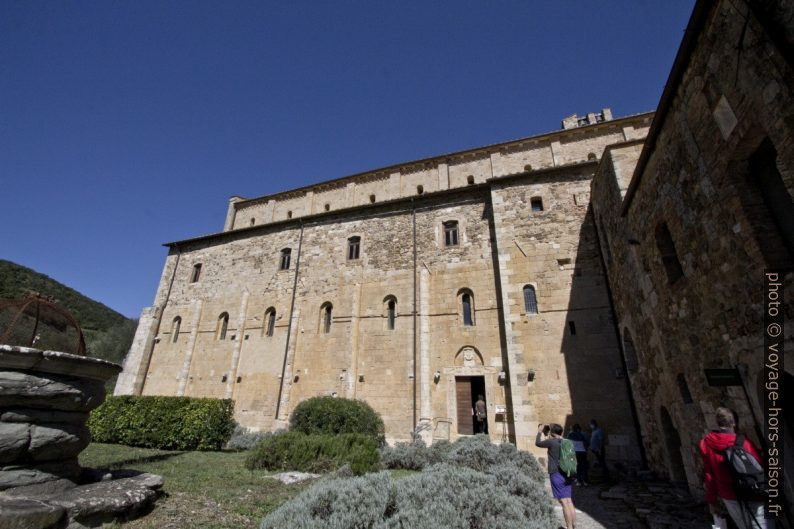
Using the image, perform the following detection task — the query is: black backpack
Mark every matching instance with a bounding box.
[724,434,768,499]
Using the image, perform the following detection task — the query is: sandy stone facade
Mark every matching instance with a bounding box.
[116,111,651,459]
[117,2,793,499]
[591,0,793,506]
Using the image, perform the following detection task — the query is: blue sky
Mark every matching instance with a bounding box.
[1,1,694,319]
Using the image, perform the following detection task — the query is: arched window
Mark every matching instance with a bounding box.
[531,197,544,212]
[280,248,291,270]
[320,303,332,334]
[190,263,202,283]
[264,308,276,337]
[171,316,181,343]
[458,289,475,326]
[467,175,475,185]
[655,222,683,284]
[250,218,255,226]
[523,285,538,314]
[217,312,229,340]
[384,296,397,330]
[417,185,424,195]
[587,152,597,161]
[443,220,459,247]
[348,236,361,260]
[324,203,331,211]
[287,210,293,219]
[369,194,376,203]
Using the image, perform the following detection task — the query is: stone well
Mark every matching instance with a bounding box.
[0,344,120,489]
[0,344,164,528]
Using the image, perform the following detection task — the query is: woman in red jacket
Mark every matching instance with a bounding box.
[699,407,766,529]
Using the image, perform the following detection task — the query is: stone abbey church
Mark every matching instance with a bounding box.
[118,0,793,502]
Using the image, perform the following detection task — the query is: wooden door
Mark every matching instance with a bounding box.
[456,377,473,435]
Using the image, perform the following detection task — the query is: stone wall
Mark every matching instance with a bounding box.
[591,0,794,499]
[117,112,651,462]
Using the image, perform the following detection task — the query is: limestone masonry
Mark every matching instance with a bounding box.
[117,0,793,503]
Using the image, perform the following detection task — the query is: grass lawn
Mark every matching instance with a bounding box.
[80,443,311,529]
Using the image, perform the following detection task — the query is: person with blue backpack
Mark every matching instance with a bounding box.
[537,423,578,529]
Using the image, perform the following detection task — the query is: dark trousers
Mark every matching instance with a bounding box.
[575,452,589,484]
[477,418,488,434]
[593,448,609,478]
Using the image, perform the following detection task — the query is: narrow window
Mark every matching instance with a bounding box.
[321,303,333,334]
[280,248,291,270]
[531,197,544,212]
[459,290,475,327]
[623,329,639,373]
[171,316,181,343]
[587,152,597,161]
[348,236,361,260]
[217,312,229,340]
[287,210,293,219]
[369,194,376,203]
[191,263,202,283]
[384,296,397,330]
[250,218,255,226]
[743,138,794,269]
[265,308,276,337]
[324,203,330,211]
[523,285,538,314]
[655,222,683,284]
[417,185,424,195]
[568,321,576,335]
[677,373,693,404]
[443,221,459,247]
[467,175,475,185]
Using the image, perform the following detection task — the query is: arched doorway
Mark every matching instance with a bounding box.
[659,406,686,483]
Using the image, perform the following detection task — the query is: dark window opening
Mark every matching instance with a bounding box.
[677,373,693,404]
[655,222,683,284]
[387,299,396,330]
[444,221,459,247]
[417,185,424,195]
[467,175,475,185]
[523,285,538,314]
[280,248,291,270]
[348,236,361,260]
[218,313,229,340]
[265,309,276,337]
[743,138,794,270]
[172,317,181,343]
[369,194,376,203]
[462,292,474,326]
[531,197,544,212]
[191,264,202,283]
[322,303,332,334]
[324,203,330,211]
[568,321,576,335]
[587,152,597,161]
[250,218,255,226]
[287,210,292,219]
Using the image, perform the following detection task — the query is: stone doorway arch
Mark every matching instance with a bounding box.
[659,406,686,484]
[441,346,501,440]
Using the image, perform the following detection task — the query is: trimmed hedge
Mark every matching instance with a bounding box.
[88,395,235,451]
[245,431,380,475]
[289,396,385,442]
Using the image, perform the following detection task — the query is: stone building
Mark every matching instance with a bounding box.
[117,0,793,500]
[591,0,793,508]
[116,109,651,460]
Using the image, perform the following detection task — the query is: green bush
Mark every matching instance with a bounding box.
[289,397,385,442]
[245,431,380,475]
[88,395,235,451]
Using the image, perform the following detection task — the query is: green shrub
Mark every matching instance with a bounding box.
[224,425,280,451]
[289,397,385,442]
[88,395,235,451]
[245,431,380,475]
[259,463,555,529]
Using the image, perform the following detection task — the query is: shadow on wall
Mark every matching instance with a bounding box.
[559,204,643,470]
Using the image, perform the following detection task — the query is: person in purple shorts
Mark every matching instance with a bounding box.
[536,423,576,529]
